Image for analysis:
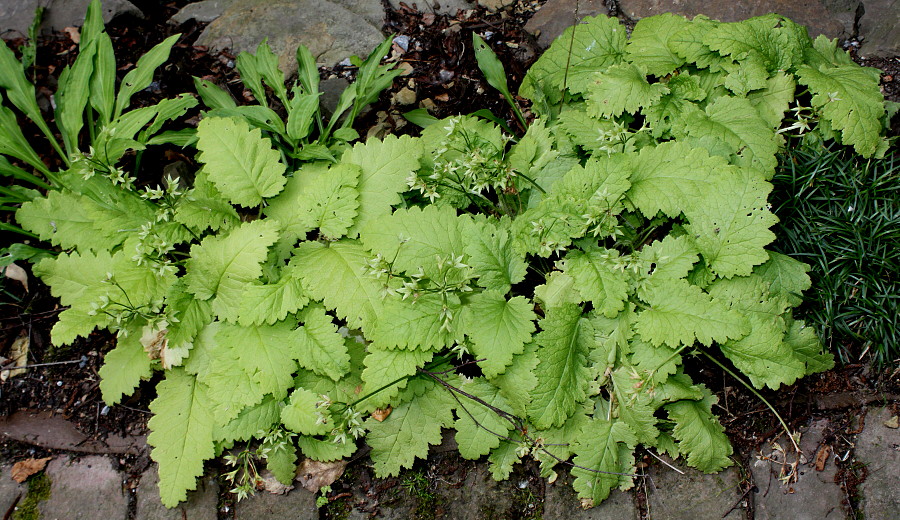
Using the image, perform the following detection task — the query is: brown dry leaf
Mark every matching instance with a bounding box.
[259,470,293,495]
[393,88,417,105]
[139,321,169,360]
[884,415,899,429]
[434,93,450,102]
[1,335,29,381]
[371,406,392,422]
[813,444,831,471]
[63,26,80,44]
[295,459,347,493]
[397,62,414,77]
[11,457,52,483]
[2,263,28,292]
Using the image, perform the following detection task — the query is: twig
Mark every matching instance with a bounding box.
[645,449,684,475]
[0,356,87,372]
[722,484,757,518]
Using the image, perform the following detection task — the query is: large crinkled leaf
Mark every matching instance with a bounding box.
[237,267,309,327]
[195,116,286,207]
[796,63,886,157]
[365,381,456,477]
[281,387,331,436]
[454,378,514,459]
[784,320,834,374]
[291,241,383,332]
[627,141,726,218]
[585,63,669,119]
[487,432,524,481]
[748,72,796,129]
[361,205,467,279]
[462,217,526,293]
[343,134,424,237]
[216,322,298,399]
[527,304,594,429]
[533,406,591,477]
[361,346,433,410]
[370,293,462,350]
[644,73,706,136]
[718,314,805,389]
[148,368,215,508]
[295,304,350,381]
[638,235,699,284]
[213,395,282,444]
[680,96,779,175]
[297,435,357,462]
[562,247,629,318]
[99,327,155,405]
[702,14,808,73]
[635,278,749,348]
[534,271,582,309]
[192,324,266,421]
[752,252,811,308]
[174,172,241,233]
[17,190,121,252]
[665,389,733,472]
[626,12,690,77]
[684,167,778,278]
[184,220,279,300]
[668,15,728,71]
[464,291,536,379]
[489,342,539,416]
[264,162,360,241]
[520,14,626,100]
[610,367,660,444]
[571,420,637,505]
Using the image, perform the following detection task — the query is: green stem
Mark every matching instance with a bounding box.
[700,350,801,454]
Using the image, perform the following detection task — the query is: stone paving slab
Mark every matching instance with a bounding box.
[0,0,141,38]
[135,464,218,520]
[0,464,27,516]
[544,472,638,519]
[751,418,845,519]
[234,484,318,519]
[647,456,745,519]
[40,455,128,520]
[854,406,900,518]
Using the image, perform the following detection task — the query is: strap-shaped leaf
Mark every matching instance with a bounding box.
[114,34,180,119]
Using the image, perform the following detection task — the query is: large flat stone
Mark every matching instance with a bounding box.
[854,406,900,518]
[616,0,849,39]
[234,485,318,519]
[0,0,141,39]
[170,0,238,24]
[196,0,385,75]
[858,0,900,57]
[0,411,146,456]
[40,455,128,520]
[544,471,638,519]
[752,418,845,519]
[387,0,475,16]
[524,0,609,48]
[432,462,519,518]
[647,456,745,519]
[0,464,27,515]
[135,464,218,520]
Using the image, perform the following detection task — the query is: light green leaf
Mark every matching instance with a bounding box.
[366,381,456,477]
[571,420,637,505]
[237,267,309,327]
[185,220,279,300]
[361,346,433,410]
[114,34,180,119]
[213,395,281,444]
[295,304,350,381]
[748,72,796,129]
[718,314,805,389]
[371,293,462,351]
[534,271,582,309]
[343,134,424,237]
[626,13,690,77]
[193,76,237,110]
[217,322,298,399]
[684,167,777,278]
[610,367,659,444]
[636,278,749,348]
[148,368,215,508]
[462,217,526,293]
[99,328,154,405]
[796,63,886,157]
[585,63,669,118]
[464,291,536,379]
[489,342,538,416]
[282,387,331,435]
[562,247,629,318]
[752,252,811,308]
[454,378,514,459]
[639,235,699,284]
[196,116,286,207]
[703,14,808,74]
[784,320,834,374]
[266,442,298,485]
[292,240,383,332]
[665,389,733,472]
[528,304,593,429]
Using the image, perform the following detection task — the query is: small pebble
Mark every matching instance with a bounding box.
[393,35,410,52]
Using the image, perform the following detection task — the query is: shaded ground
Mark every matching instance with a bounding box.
[1,1,899,517]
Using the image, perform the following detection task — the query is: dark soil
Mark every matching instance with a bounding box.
[1,1,899,514]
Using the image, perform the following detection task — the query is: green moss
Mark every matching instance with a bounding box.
[401,470,439,520]
[12,472,52,520]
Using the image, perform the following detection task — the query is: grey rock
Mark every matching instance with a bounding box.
[434,463,519,518]
[544,471,638,519]
[751,418,845,519]
[1,0,141,39]
[234,485,318,519]
[169,0,239,24]
[858,0,900,57]
[386,0,475,16]
[40,455,128,520]
[524,0,609,48]
[135,464,218,520]
[616,0,849,39]
[0,464,27,516]
[196,0,385,75]
[320,76,352,117]
[855,407,900,517]
[478,0,517,11]
[647,456,745,519]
